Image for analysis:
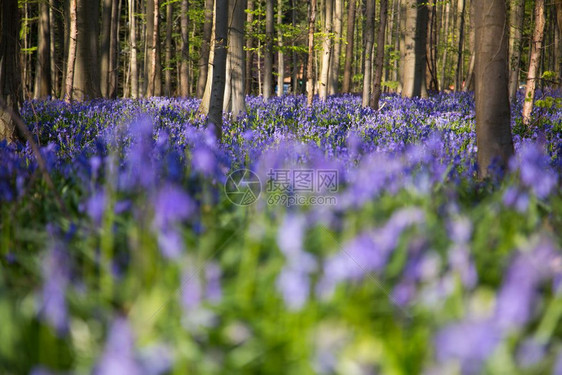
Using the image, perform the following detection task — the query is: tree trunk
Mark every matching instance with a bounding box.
[223,0,246,118]
[165,0,173,96]
[277,0,284,96]
[245,0,254,95]
[64,0,78,102]
[362,0,375,107]
[440,1,450,91]
[207,0,228,141]
[371,0,388,110]
[100,0,112,97]
[0,0,23,142]
[196,0,215,98]
[319,0,334,101]
[522,0,546,125]
[306,0,317,106]
[128,0,138,98]
[199,0,216,115]
[508,0,525,102]
[264,0,274,99]
[342,0,356,93]
[329,0,342,95]
[74,0,101,100]
[455,0,466,90]
[146,0,161,97]
[34,0,52,98]
[108,0,120,98]
[180,0,190,96]
[474,0,514,178]
[402,0,428,98]
[556,0,562,88]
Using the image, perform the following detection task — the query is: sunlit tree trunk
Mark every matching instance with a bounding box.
[199,1,216,115]
[522,0,546,125]
[277,0,284,97]
[361,0,375,107]
[329,0,342,95]
[128,0,138,98]
[64,0,78,102]
[454,0,466,90]
[401,0,428,98]
[245,0,254,95]
[100,0,112,97]
[108,0,120,98]
[197,0,215,98]
[34,0,52,98]
[342,0,356,93]
[508,0,525,102]
[223,0,246,118]
[180,0,190,96]
[264,0,274,99]
[207,0,228,141]
[474,0,513,178]
[146,0,161,97]
[440,0,450,91]
[306,0,317,106]
[319,0,333,101]
[165,0,173,96]
[371,0,388,110]
[0,0,23,142]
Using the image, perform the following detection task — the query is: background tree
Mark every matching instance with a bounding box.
[342,0,356,93]
[263,0,274,99]
[0,0,23,142]
[223,0,247,118]
[306,0,317,107]
[508,0,525,102]
[401,0,428,98]
[522,0,546,125]
[371,0,388,110]
[319,0,333,101]
[34,0,52,99]
[361,0,375,107]
[73,0,101,100]
[474,0,513,178]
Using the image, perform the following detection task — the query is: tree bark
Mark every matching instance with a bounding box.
[508,0,525,102]
[245,0,255,95]
[306,0,317,106]
[180,0,190,96]
[474,0,514,178]
[196,0,215,98]
[100,0,112,97]
[319,0,334,101]
[362,0,375,107]
[74,0,101,100]
[34,0,52,99]
[556,0,562,88]
[165,0,173,96]
[128,0,138,98]
[342,0,356,93]
[108,0,120,98]
[264,0,274,99]
[371,0,388,110]
[329,0,343,95]
[207,0,228,141]
[64,0,78,102]
[146,0,161,97]
[454,0,466,90]
[0,0,24,142]
[440,0,450,91]
[223,0,246,118]
[522,0,546,125]
[277,0,284,96]
[401,0,428,98]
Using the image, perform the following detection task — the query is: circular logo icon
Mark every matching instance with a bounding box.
[224,169,261,206]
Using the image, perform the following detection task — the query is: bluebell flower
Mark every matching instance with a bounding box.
[39,241,69,335]
[94,317,142,375]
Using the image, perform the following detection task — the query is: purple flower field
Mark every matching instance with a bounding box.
[1,92,561,374]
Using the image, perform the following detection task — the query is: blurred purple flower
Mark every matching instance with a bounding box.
[205,262,222,303]
[434,319,501,375]
[191,146,216,176]
[138,344,173,375]
[516,338,546,368]
[277,214,306,259]
[86,190,106,225]
[40,242,69,335]
[448,216,472,244]
[95,317,142,375]
[276,266,310,311]
[181,264,202,311]
[152,184,195,228]
[157,227,184,260]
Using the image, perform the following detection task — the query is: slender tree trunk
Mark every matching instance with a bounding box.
[306,0,317,106]
[245,0,254,95]
[100,0,112,97]
[277,0,284,96]
[196,0,214,97]
[223,0,246,118]
[34,0,52,99]
[146,0,160,97]
[65,0,78,102]
[199,0,216,115]
[207,0,228,141]
[319,0,334,101]
[329,0,343,95]
[342,0,356,93]
[440,1,450,91]
[474,0,513,178]
[165,1,173,96]
[361,0,375,106]
[128,0,138,98]
[0,0,24,142]
[180,0,190,96]
[371,0,388,109]
[508,0,525,102]
[108,0,120,98]
[427,0,439,91]
[455,0,466,90]
[522,0,546,125]
[264,0,274,99]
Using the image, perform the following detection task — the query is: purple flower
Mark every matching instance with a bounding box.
[205,262,222,303]
[276,266,310,311]
[448,216,472,244]
[277,214,306,259]
[181,264,202,311]
[152,184,195,228]
[516,338,546,368]
[434,319,501,375]
[157,227,184,260]
[86,190,106,225]
[191,146,216,176]
[39,242,69,335]
[95,317,142,375]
